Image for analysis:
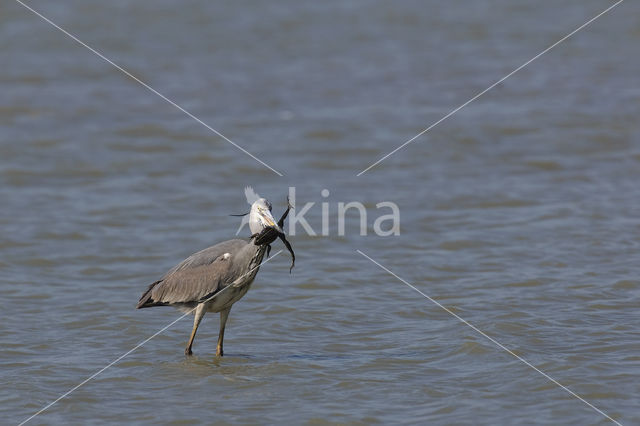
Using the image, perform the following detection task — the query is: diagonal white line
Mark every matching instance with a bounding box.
[356,250,622,425]
[14,0,284,177]
[19,250,283,426]
[18,312,189,426]
[357,0,625,176]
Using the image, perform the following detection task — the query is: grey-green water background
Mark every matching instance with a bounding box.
[2,1,639,424]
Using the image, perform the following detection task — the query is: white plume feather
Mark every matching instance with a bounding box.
[244,186,261,205]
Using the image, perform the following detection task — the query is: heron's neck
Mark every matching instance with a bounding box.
[240,242,268,280]
[250,244,268,266]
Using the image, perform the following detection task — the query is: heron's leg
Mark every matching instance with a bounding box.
[216,307,232,357]
[185,303,206,356]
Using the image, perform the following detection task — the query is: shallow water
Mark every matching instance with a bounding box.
[2,0,640,424]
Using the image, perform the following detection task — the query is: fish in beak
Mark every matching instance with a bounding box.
[252,197,295,273]
[258,207,283,233]
[236,196,295,273]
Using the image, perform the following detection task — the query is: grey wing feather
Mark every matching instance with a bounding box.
[163,239,246,276]
[137,239,248,308]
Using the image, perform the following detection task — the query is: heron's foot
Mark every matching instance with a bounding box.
[185,347,193,356]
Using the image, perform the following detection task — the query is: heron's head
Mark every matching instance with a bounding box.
[249,198,283,235]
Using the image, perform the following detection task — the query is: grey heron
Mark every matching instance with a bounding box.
[137,197,294,356]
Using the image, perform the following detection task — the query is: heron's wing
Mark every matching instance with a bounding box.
[137,239,247,308]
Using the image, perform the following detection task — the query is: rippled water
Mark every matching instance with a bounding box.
[2,1,640,424]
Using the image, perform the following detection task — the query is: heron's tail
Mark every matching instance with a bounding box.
[136,280,166,309]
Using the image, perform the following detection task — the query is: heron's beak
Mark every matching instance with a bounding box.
[260,208,283,233]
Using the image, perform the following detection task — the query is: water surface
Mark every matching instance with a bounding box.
[2,1,639,424]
